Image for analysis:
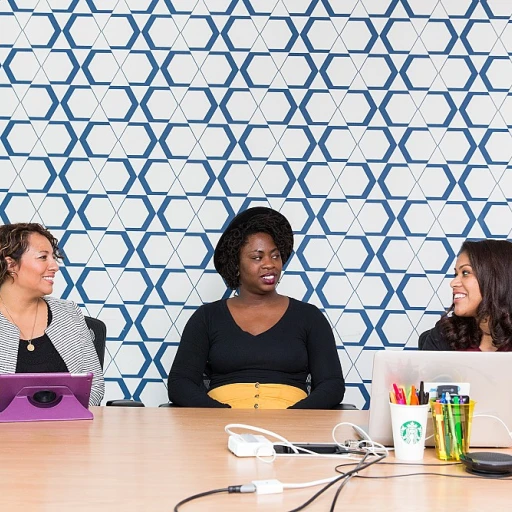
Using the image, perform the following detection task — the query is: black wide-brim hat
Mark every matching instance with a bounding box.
[214,206,294,277]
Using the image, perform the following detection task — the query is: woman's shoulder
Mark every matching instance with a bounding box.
[419,320,451,351]
[44,296,79,312]
[288,297,326,319]
[198,299,225,312]
[188,299,226,320]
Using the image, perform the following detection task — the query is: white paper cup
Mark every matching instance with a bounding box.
[389,403,430,461]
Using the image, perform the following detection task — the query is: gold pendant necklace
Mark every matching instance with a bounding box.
[0,294,39,351]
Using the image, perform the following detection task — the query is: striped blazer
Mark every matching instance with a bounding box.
[0,296,105,406]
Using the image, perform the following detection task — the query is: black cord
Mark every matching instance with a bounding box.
[329,476,353,512]
[335,460,462,470]
[174,488,228,511]
[174,483,258,511]
[286,453,386,512]
[334,461,512,481]
[353,472,512,481]
[329,454,372,512]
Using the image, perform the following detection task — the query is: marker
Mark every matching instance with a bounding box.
[452,395,463,451]
[419,381,425,405]
[392,383,406,405]
[440,393,452,457]
[446,392,460,460]
[433,401,447,458]
[410,385,419,405]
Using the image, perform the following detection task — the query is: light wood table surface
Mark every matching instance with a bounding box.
[0,407,510,512]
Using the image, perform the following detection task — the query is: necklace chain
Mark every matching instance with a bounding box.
[0,294,39,351]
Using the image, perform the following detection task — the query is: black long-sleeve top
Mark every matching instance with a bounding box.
[167,298,345,409]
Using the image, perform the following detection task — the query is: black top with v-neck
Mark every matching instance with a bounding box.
[15,302,68,374]
[167,297,345,408]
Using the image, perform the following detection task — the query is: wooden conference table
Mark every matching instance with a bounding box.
[1,407,509,512]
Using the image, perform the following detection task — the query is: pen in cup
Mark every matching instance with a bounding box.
[445,392,460,459]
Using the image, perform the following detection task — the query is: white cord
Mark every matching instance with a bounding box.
[282,476,340,489]
[224,422,388,491]
[332,422,389,457]
[225,422,388,461]
[225,423,290,462]
[225,423,291,445]
[473,414,512,439]
[225,423,360,460]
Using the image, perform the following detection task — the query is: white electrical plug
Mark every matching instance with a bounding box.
[228,433,274,457]
[251,479,284,494]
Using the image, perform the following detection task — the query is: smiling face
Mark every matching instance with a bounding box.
[450,251,482,318]
[8,233,59,298]
[238,232,282,295]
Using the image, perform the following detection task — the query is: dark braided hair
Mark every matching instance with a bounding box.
[215,209,293,290]
[438,239,512,350]
[0,223,63,285]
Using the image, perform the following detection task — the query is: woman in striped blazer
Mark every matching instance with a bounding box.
[0,223,104,406]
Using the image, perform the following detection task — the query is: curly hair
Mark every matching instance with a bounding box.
[438,239,512,350]
[0,223,63,285]
[215,210,294,290]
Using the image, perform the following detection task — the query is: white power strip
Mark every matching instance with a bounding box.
[228,434,274,457]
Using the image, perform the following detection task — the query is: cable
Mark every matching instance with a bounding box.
[334,461,512,480]
[351,472,512,481]
[329,453,372,512]
[473,414,512,439]
[224,422,389,512]
[174,484,257,511]
[286,453,386,512]
[225,423,367,462]
[332,421,389,456]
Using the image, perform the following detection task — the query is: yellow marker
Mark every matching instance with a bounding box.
[434,402,447,459]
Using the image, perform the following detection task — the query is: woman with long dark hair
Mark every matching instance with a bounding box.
[419,239,512,351]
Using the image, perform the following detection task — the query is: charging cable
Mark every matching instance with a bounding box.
[473,414,512,440]
[332,422,389,456]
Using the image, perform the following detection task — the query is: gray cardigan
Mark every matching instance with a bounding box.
[0,296,104,406]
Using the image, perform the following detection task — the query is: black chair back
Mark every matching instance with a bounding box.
[84,316,106,369]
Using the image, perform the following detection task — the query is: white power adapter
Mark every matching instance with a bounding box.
[228,433,274,457]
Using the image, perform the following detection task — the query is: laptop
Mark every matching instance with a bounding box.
[0,372,93,422]
[366,351,512,448]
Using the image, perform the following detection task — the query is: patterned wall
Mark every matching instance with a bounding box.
[1,0,512,407]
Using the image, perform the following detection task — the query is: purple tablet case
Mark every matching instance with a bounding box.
[0,372,94,422]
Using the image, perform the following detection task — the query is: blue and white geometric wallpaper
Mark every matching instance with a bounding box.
[1,0,512,408]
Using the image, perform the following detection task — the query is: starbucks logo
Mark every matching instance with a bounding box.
[400,420,422,445]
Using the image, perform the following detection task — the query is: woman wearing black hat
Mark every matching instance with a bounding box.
[167,207,345,409]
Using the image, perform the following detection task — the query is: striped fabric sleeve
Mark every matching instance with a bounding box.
[73,303,105,406]
[46,298,105,406]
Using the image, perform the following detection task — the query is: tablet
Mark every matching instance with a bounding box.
[0,372,93,422]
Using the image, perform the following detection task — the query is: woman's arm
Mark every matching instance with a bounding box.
[167,307,230,408]
[289,305,345,409]
[73,305,105,406]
